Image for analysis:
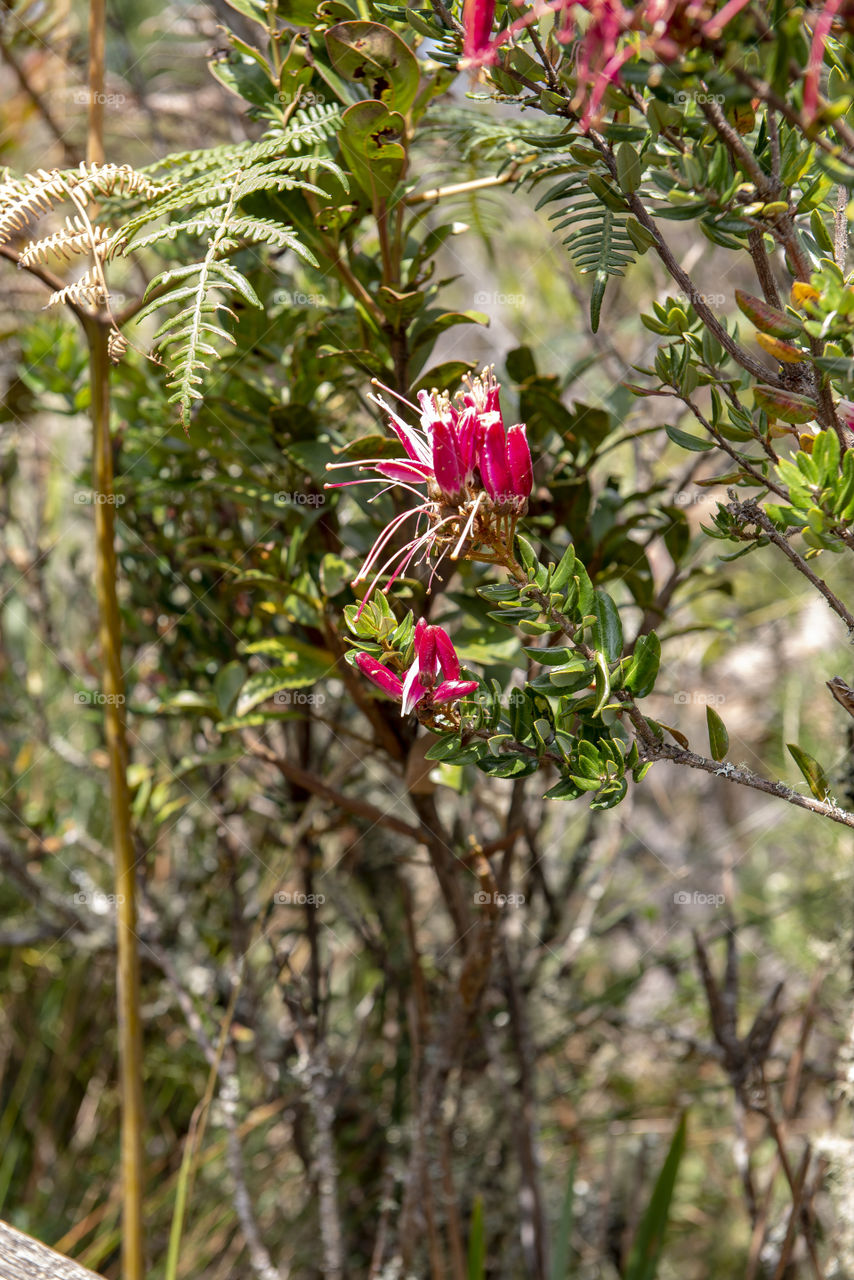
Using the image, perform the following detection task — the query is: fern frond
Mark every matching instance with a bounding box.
[103,106,343,427]
[138,188,264,430]
[19,217,113,266]
[46,267,104,309]
[118,209,317,262]
[113,155,342,252]
[108,330,129,363]
[229,215,317,258]
[423,110,568,170]
[0,170,68,242]
[530,167,636,331]
[147,103,342,180]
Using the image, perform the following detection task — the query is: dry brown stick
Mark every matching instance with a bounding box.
[439,1129,467,1280]
[771,1145,814,1280]
[243,732,423,841]
[501,936,550,1278]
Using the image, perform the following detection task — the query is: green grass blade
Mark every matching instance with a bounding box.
[624,1113,687,1280]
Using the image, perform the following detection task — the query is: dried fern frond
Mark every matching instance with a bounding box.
[19,218,113,267]
[0,170,68,242]
[46,267,105,309]
[108,330,128,363]
[2,0,71,51]
[0,163,169,245]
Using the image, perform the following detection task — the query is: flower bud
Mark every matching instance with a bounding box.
[506,423,533,499]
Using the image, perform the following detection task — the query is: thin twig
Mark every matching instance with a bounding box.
[728,499,854,634]
[627,704,854,829]
[835,184,849,272]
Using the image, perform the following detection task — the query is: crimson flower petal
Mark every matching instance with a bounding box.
[430,418,467,498]
[479,419,512,503]
[455,407,479,474]
[354,652,403,699]
[415,619,439,677]
[433,679,479,705]
[373,460,434,484]
[462,0,496,59]
[433,626,461,680]
[506,423,533,499]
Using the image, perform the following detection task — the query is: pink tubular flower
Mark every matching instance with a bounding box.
[354,652,403,700]
[462,0,497,62]
[507,423,534,498]
[480,419,513,504]
[355,619,478,718]
[803,0,841,116]
[325,368,533,605]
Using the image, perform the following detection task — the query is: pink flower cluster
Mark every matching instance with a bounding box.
[355,618,478,717]
[326,368,532,604]
[460,0,755,127]
[369,368,531,509]
[329,370,530,714]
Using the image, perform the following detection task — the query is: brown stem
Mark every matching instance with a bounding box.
[243,732,423,841]
[86,315,145,1280]
[591,137,782,386]
[87,0,105,167]
[748,229,782,309]
[405,173,518,206]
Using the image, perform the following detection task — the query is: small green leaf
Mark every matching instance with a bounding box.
[592,589,623,662]
[625,632,661,698]
[616,141,642,193]
[543,776,584,800]
[592,651,611,717]
[516,534,538,574]
[665,424,714,452]
[753,385,817,424]
[424,736,463,762]
[735,289,802,338]
[787,742,831,801]
[706,705,729,761]
[214,661,246,716]
[550,543,576,592]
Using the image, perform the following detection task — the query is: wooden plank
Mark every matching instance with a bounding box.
[0,1221,105,1280]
